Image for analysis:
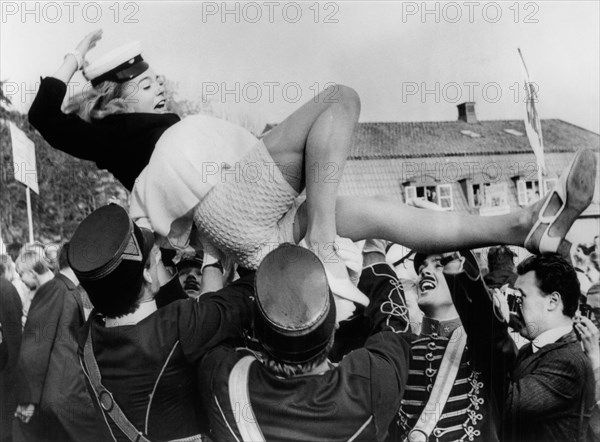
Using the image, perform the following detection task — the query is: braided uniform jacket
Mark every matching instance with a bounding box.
[388,269,516,442]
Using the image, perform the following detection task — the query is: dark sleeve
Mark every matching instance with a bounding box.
[16,281,65,404]
[28,77,123,163]
[0,331,6,372]
[505,349,590,419]
[341,331,411,440]
[443,252,517,402]
[0,279,22,373]
[179,272,255,364]
[355,264,412,437]
[155,275,188,308]
[358,263,411,335]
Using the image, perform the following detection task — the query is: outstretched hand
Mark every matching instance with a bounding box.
[407,198,445,212]
[15,404,35,424]
[492,286,511,324]
[75,29,103,58]
[574,315,600,371]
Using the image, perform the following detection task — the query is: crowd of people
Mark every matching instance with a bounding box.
[1,29,600,442]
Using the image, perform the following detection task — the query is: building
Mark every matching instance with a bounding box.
[336,103,599,256]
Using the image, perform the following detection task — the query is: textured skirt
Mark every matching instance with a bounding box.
[193,139,303,269]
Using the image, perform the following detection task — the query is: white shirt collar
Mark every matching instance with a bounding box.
[105,300,157,327]
[531,325,572,352]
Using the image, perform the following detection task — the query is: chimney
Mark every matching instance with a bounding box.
[457,102,478,123]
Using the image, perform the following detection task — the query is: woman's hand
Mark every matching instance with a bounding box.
[51,29,102,84]
[75,29,103,59]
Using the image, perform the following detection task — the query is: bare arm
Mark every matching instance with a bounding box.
[51,29,102,84]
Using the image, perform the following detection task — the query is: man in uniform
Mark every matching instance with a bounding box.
[197,242,412,442]
[388,250,515,442]
[69,205,255,441]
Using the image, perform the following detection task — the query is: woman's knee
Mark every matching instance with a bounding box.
[327,84,361,114]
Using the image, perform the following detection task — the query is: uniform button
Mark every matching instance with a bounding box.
[427,342,437,351]
[425,368,436,378]
[425,353,434,361]
[427,384,433,393]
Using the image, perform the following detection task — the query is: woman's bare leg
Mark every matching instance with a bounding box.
[293,148,596,256]
[293,195,548,253]
[262,84,360,261]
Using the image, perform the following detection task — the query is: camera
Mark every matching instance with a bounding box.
[502,286,522,314]
[579,303,594,320]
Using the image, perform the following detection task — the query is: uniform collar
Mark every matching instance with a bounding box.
[421,316,462,338]
[531,325,572,352]
[105,300,157,327]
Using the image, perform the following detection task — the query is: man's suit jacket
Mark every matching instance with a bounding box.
[504,331,595,442]
[15,273,106,442]
[0,277,23,442]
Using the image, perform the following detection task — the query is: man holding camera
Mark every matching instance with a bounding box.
[499,253,595,442]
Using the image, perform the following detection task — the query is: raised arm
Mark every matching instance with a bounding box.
[51,29,102,84]
[27,30,124,164]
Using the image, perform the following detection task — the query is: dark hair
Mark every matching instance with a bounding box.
[487,246,516,271]
[82,230,153,318]
[84,261,147,318]
[517,254,580,318]
[58,242,70,271]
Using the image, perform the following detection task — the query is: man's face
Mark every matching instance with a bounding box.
[416,254,453,313]
[178,265,202,298]
[587,292,600,325]
[17,268,38,290]
[513,271,551,340]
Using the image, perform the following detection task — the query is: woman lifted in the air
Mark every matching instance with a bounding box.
[29,30,597,314]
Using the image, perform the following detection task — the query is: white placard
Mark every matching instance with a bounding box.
[9,122,39,194]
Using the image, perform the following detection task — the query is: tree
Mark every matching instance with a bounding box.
[0,81,12,106]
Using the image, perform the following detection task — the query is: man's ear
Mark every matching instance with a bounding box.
[142,268,152,285]
[547,291,562,312]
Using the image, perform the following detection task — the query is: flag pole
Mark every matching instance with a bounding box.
[25,185,34,243]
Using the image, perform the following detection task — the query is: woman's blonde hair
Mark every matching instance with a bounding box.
[65,80,134,122]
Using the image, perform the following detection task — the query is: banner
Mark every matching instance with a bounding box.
[9,122,39,194]
[518,48,546,173]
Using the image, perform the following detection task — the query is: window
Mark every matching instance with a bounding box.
[404,184,453,210]
[517,180,540,205]
[438,184,453,209]
[471,182,508,208]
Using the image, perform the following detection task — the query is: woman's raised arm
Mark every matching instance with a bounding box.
[51,29,102,84]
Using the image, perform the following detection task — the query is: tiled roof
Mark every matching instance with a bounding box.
[339,151,600,217]
[348,119,599,159]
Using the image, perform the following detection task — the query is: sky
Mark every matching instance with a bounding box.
[2,1,599,133]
